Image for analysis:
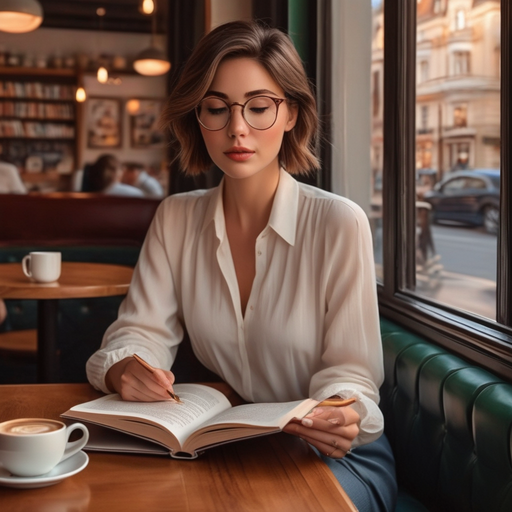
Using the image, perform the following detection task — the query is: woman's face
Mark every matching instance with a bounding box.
[198,57,297,182]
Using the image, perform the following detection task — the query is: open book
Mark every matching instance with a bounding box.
[62,383,319,459]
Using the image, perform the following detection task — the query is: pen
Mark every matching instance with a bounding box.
[317,397,356,408]
[132,353,182,403]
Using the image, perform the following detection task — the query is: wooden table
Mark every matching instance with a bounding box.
[0,383,357,512]
[0,262,133,383]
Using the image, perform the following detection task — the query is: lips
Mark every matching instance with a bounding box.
[224,147,255,162]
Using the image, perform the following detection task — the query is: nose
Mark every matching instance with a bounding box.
[227,104,249,137]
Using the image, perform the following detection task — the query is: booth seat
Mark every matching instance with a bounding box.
[0,193,160,383]
[380,317,512,512]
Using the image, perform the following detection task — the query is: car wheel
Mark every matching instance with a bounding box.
[483,205,499,235]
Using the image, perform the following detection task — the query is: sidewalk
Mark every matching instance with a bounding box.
[376,264,496,320]
[417,270,495,320]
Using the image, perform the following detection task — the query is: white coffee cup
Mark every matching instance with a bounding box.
[0,418,89,477]
[22,252,62,283]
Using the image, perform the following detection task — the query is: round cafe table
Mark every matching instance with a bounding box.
[0,262,133,383]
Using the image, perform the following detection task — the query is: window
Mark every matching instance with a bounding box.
[419,60,429,82]
[453,51,470,75]
[456,10,466,31]
[419,105,429,131]
[453,104,467,127]
[379,0,511,379]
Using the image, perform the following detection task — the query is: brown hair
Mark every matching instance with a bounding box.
[160,21,319,175]
[88,154,120,191]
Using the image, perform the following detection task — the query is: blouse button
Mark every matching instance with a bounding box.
[250,306,254,310]
[257,250,262,256]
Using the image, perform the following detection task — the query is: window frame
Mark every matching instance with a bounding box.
[379,0,512,380]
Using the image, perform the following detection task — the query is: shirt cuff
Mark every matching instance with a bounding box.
[312,384,384,448]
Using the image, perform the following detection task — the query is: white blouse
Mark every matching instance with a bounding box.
[86,169,384,447]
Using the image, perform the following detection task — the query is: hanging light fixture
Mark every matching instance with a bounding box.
[97,65,108,84]
[75,86,86,102]
[133,0,170,76]
[96,7,109,84]
[0,0,43,33]
[140,0,154,15]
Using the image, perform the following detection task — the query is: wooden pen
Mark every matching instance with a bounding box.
[317,397,356,408]
[132,353,182,403]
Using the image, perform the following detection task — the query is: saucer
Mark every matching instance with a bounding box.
[0,451,88,489]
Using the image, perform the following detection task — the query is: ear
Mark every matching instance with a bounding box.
[284,102,299,132]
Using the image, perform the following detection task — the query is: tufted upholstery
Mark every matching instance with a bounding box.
[380,318,512,512]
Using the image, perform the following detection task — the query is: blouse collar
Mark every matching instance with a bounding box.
[202,168,299,247]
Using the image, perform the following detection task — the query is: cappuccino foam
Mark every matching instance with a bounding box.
[0,419,60,435]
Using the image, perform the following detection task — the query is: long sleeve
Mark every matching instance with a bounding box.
[308,199,384,447]
[86,200,184,393]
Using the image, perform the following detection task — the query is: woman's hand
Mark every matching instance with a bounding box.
[105,357,176,402]
[283,404,360,458]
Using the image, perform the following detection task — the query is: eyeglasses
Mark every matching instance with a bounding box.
[195,95,285,131]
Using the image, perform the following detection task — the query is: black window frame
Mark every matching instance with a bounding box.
[378,0,512,381]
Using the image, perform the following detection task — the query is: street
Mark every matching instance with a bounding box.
[431,224,497,282]
[372,221,497,319]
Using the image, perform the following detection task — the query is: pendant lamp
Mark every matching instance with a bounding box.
[133,0,170,76]
[0,0,43,33]
[133,46,170,76]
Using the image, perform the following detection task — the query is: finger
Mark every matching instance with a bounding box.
[284,422,355,452]
[153,368,175,391]
[119,365,172,401]
[305,405,360,427]
[286,427,351,458]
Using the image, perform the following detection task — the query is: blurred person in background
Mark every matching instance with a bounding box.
[89,154,144,197]
[0,161,27,194]
[121,162,164,199]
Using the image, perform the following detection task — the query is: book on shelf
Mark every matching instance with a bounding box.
[62,383,318,459]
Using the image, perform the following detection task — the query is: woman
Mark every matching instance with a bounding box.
[87,21,396,511]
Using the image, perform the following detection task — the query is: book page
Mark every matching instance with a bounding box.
[201,398,317,429]
[183,398,318,453]
[67,384,231,447]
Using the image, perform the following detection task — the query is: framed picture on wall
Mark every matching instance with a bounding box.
[86,97,122,149]
[127,98,166,149]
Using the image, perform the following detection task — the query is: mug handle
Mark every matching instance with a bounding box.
[62,423,89,462]
[21,255,32,278]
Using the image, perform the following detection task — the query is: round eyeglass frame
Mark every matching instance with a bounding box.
[195,95,286,131]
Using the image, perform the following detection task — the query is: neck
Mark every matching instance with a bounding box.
[223,166,280,233]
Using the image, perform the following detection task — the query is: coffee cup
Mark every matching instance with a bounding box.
[0,418,89,477]
[22,252,61,283]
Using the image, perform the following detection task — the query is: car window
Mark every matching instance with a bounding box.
[465,178,487,189]
[442,177,467,193]
[489,175,500,188]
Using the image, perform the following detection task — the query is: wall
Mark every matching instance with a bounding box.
[210,0,252,28]
[330,0,372,213]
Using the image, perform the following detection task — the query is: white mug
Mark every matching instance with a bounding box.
[22,252,62,283]
[0,418,89,477]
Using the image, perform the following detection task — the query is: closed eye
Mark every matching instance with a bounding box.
[207,107,228,116]
[249,107,269,114]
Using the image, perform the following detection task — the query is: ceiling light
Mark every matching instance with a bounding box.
[141,0,154,15]
[97,66,108,84]
[133,0,170,76]
[133,47,170,76]
[0,0,43,33]
[75,87,86,102]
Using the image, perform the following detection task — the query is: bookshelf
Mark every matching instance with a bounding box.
[0,67,81,191]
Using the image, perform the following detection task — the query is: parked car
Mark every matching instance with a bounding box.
[423,169,500,234]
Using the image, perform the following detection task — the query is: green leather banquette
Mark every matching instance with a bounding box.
[380,318,512,512]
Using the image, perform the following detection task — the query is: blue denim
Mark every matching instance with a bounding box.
[313,434,397,512]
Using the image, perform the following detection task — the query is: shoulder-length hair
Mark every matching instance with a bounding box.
[160,21,319,176]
